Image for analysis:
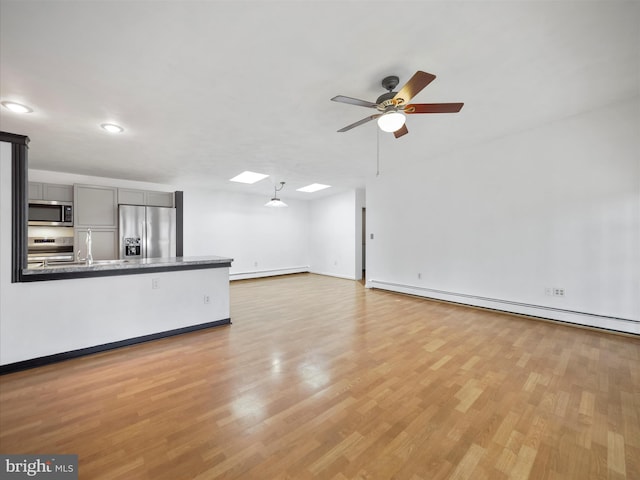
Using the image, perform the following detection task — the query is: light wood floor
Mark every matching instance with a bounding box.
[1,273,638,479]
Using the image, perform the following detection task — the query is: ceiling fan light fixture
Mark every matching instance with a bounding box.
[333,71,461,138]
[377,111,406,133]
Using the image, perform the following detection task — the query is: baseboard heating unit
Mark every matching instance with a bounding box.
[367,279,639,335]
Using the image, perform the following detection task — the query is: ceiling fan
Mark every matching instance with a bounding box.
[331,70,463,138]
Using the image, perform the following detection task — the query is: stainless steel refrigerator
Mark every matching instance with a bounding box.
[118,205,176,260]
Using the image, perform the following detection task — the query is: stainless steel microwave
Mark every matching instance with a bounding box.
[28,200,73,226]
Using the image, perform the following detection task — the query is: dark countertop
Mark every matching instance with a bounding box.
[22,256,233,281]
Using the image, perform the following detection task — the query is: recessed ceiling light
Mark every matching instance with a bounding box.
[101,123,124,133]
[229,171,269,184]
[1,101,33,113]
[296,183,331,193]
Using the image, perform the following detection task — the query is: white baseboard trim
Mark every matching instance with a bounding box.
[230,266,309,281]
[367,279,639,335]
[310,270,357,281]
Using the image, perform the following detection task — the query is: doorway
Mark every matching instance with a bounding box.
[361,207,366,282]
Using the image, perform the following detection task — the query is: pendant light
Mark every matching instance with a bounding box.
[265,181,287,207]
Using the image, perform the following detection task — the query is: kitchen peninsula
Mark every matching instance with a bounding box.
[23,255,232,281]
[2,252,234,373]
[1,133,234,373]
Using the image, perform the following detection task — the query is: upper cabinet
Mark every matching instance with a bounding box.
[28,182,42,200]
[118,188,174,207]
[74,184,118,227]
[117,188,145,206]
[28,182,73,202]
[146,191,174,207]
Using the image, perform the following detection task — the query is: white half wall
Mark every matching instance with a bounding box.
[182,188,310,280]
[308,189,365,280]
[366,100,640,334]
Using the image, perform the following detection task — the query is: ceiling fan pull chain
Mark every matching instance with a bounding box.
[376,126,380,177]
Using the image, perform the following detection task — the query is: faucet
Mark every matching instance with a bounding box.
[76,228,94,265]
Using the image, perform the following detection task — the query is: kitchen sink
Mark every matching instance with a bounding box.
[34,259,131,268]
[92,259,129,265]
[39,261,86,268]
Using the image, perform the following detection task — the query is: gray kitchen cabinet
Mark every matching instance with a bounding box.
[74,184,118,227]
[43,184,73,202]
[118,188,146,205]
[28,182,73,202]
[75,228,118,261]
[28,182,43,200]
[118,188,174,207]
[146,191,174,207]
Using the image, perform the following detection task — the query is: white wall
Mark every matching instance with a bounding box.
[183,188,310,280]
[366,100,640,334]
[1,144,230,365]
[308,189,365,280]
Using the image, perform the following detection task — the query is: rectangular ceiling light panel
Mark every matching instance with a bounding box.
[296,183,331,193]
[229,171,269,184]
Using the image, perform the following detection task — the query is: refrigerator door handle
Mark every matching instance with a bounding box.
[142,221,147,259]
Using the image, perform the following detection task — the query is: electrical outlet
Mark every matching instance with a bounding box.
[370,233,374,240]
[254,261,258,267]
[418,273,422,279]
[546,287,565,297]
[152,278,159,289]
[204,295,210,304]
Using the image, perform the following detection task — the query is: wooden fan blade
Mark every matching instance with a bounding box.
[404,102,464,114]
[393,124,409,138]
[337,114,381,132]
[393,71,436,106]
[331,95,378,108]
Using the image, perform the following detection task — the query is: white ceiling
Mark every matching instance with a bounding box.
[1,1,638,200]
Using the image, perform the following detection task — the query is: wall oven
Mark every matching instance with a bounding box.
[28,200,73,226]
